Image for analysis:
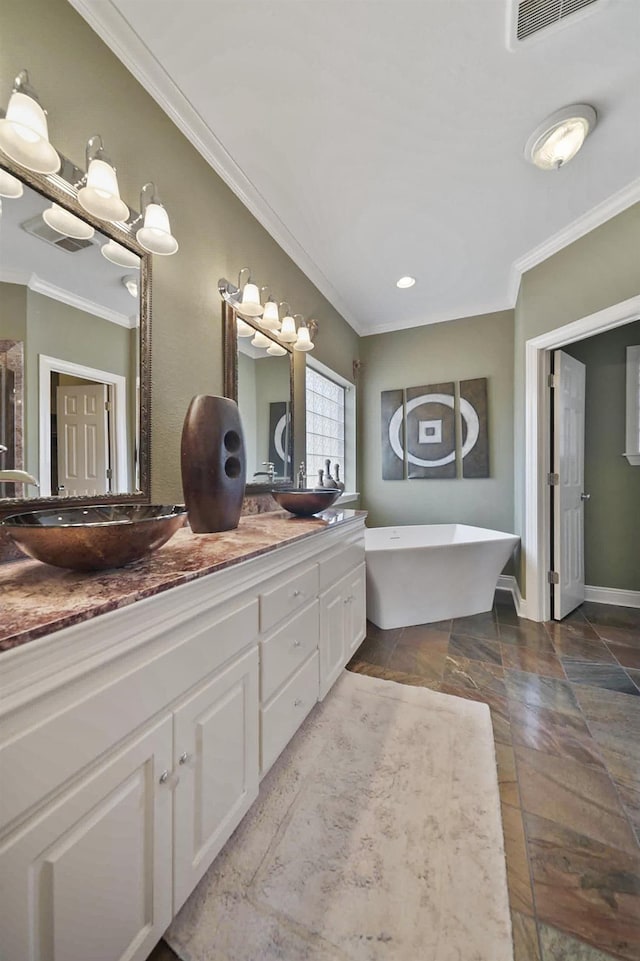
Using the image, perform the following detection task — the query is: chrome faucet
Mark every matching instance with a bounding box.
[262,461,275,484]
[297,462,306,489]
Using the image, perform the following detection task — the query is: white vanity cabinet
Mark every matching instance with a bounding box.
[0,514,365,961]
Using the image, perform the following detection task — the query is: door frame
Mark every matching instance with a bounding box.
[39,355,128,497]
[524,294,640,622]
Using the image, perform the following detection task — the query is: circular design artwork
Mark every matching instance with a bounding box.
[388,393,480,468]
[274,413,290,464]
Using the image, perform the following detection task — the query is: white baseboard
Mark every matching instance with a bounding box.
[496,575,529,620]
[584,585,640,609]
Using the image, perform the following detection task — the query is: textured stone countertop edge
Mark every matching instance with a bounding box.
[0,509,367,653]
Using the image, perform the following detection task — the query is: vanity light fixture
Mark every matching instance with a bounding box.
[0,168,23,198]
[0,70,60,174]
[236,267,264,318]
[396,276,416,289]
[278,305,298,344]
[122,274,139,298]
[78,135,129,222]
[251,330,272,349]
[43,202,95,240]
[101,239,141,269]
[259,289,281,331]
[236,318,255,337]
[525,104,597,170]
[266,342,287,356]
[294,319,317,352]
[135,182,178,255]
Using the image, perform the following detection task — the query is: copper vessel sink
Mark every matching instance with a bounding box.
[1,504,187,572]
[271,488,341,517]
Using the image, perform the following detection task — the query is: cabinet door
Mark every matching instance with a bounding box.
[0,714,173,961]
[345,563,367,656]
[173,647,259,912]
[319,584,347,699]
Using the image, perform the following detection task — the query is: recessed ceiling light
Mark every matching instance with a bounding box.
[525,104,597,170]
[396,276,416,289]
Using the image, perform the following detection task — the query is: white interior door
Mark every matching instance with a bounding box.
[553,350,586,620]
[57,383,109,496]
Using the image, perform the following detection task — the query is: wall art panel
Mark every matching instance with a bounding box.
[406,383,456,479]
[381,389,405,480]
[460,377,489,478]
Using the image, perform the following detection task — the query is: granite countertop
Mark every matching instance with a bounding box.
[0,509,366,653]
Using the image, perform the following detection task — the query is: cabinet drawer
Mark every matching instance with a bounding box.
[318,542,364,590]
[261,601,319,703]
[259,565,319,633]
[261,651,319,775]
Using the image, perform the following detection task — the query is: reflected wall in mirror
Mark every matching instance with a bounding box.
[222,303,294,489]
[0,158,150,511]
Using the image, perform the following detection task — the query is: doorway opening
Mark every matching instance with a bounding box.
[524,294,640,622]
[38,354,128,497]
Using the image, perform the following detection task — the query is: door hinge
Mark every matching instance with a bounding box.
[547,373,557,388]
[105,401,112,412]
[106,468,113,479]
[547,570,559,585]
[547,472,559,485]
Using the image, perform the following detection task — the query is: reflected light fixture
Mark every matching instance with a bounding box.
[101,239,141,269]
[396,276,416,289]
[267,342,287,356]
[122,274,139,298]
[0,70,60,174]
[43,202,95,240]
[0,168,23,198]
[78,135,129,222]
[236,267,263,318]
[251,330,272,349]
[525,104,597,170]
[136,181,178,255]
[236,318,254,337]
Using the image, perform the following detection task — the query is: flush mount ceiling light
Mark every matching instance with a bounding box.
[0,70,60,174]
[101,239,140,269]
[396,276,416,289]
[43,202,95,240]
[0,168,23,198]
[525,104,597,170]
[78,135,129,222]
[136,182,178,255]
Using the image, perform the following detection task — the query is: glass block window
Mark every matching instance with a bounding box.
[306,367,346,487]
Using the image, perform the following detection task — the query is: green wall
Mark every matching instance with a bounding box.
[1,0,360,503]
[360,310,515,533]
[514,202,640,595]
[564,322,640,591]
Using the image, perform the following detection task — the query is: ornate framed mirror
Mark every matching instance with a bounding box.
[222,302,294,491]
[0,154,151,517]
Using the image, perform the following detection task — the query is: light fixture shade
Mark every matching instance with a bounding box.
[101,239,141,269]
[78,158,129,221]
[236,318,254,337]
[0,91,60,174]
[279,313,298,343]
[136,202,178,255]
[525,104,597,170]
[43,203,95,240]
[0,169,23,198]
[122,274,139,298]
[267,342,287,356]
[237,281,264,318]
[251,331,272,349]
[260,300,280,331]
[293,325,314,351]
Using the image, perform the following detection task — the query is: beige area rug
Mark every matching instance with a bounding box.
[167,671,513,961]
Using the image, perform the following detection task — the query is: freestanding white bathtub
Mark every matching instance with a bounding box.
[365,524,520,630]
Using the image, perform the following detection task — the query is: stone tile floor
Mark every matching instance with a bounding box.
[148,594,640,961]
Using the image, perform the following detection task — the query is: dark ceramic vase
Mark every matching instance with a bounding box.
[181,395,246,533]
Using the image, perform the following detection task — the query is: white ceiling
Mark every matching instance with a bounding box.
[70,0,640,335]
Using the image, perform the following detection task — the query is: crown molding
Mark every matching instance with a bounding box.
[0,267,133,328]
[361,298,513,336]
[508,176,640,304]
[67,0,363,336]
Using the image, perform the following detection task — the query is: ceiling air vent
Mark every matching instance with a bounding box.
[512,0,601,43]
[20,214,97,253]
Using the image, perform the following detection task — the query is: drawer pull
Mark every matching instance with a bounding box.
[159,770,170,784]
[178,752,191,765]
[292,589,302,598]
[292,639,301,648]
[294,698,303,707]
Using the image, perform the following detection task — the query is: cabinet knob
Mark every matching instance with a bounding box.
[159,770,170,784]
[178,752,191,765]
[292,589,302,598]
[292,639,301,648]
[294,698,303,707]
